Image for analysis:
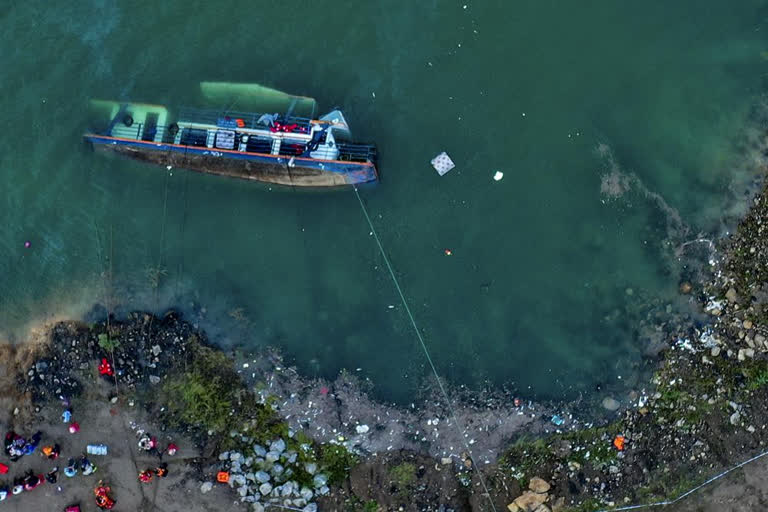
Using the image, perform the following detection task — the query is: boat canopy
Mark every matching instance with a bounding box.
[199,82,317,119]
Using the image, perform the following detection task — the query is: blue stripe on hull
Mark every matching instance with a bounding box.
[85,135,378,184]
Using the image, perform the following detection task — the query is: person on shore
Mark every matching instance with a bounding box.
[138,469,153,483]
[45,467,58,484]
[6,431,26,461]
[98,358,114,378]
[0,485,8,500]
[80,456,97,476]
[138,434,160,457]
[94,481,116,510]
[23,471,43,491]
[154,463,168,478]
[42,443,60,460]
[165,442,178,456]
[64,458,78,477]
[24,431,42,455]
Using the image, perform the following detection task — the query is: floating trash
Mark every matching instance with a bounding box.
[431,152,456,176]
[493,171,504,181]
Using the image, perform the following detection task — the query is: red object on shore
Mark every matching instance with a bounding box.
[94,482,116,510]
[68,421,80,434]
[0,463,8,474]
[98,358,114,377]
[613,435,626,451]
[165,443,178,456]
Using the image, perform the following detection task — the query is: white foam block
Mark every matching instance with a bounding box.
[431,152,456,176]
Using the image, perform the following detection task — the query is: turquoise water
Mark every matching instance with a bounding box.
[1,2,767,403]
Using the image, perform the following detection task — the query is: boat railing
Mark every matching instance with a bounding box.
[177,107,312,133]
[337,143,377,163]
[103,120,377,163]
[107,121,173,143]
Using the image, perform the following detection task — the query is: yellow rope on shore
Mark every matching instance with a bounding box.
[353,186,498,512]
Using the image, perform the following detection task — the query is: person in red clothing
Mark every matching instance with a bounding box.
[94,481,116,510]
[98,358,114,377]
[138,470,153,483]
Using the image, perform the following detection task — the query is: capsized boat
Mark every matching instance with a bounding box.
[84,83,378,187]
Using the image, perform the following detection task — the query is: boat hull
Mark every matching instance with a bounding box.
[84,134,378,188]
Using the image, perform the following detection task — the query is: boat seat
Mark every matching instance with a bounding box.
[215,130,235,150]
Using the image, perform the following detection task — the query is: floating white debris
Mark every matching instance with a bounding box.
[493,171,504,181]
[431,152,456,176]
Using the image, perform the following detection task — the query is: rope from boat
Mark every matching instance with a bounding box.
[146,170,171,336]
[352,186,498,512]
[175,171,190,300]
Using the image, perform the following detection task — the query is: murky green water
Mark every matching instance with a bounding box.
[1,2,767,402]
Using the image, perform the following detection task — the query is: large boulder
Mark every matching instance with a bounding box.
[528,477,550,494]
[270,439,286,453]
[514,491,548,511]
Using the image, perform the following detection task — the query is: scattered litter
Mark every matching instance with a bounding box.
[550,415,565,426]
[493,171,504,181]
[431,152,456,176]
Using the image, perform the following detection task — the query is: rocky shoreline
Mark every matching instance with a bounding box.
[6,173,768,510]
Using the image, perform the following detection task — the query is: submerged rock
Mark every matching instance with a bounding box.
[602,397,620,411]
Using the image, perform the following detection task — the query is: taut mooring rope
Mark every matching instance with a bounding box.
[352,186,498,512]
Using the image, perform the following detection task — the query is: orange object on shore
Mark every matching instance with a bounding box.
[216,471,229,483]
[613,435,625,451]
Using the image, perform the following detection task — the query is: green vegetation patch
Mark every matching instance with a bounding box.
[318,444,360,485]
[389,462,417,489]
